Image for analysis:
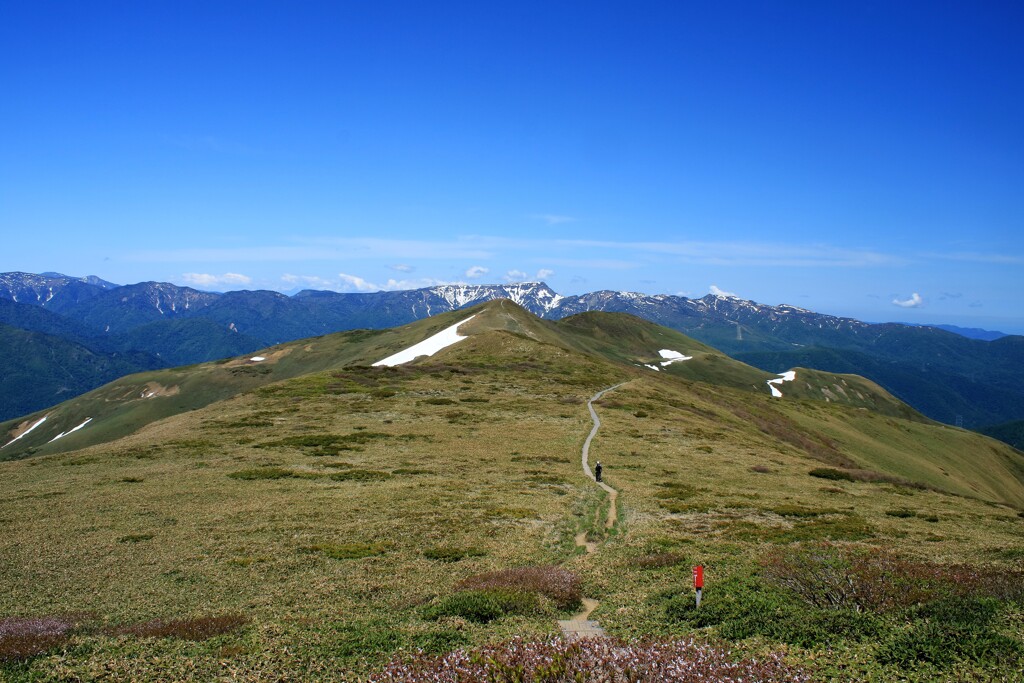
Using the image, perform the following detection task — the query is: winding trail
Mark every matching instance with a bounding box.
[558,382,625,640]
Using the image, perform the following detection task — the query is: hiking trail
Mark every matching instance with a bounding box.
[558,382,624,640]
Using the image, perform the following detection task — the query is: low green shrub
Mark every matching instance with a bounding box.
[808,468,854,481]
[423,546,486,562]
[305,542,387,560]
[664,576,880,647]
[423,589,542,623]
[878,621,1023,668]
[329,469,392,482]
[118,533,155,543]
[773,505,834,518]
[228,467,294,480]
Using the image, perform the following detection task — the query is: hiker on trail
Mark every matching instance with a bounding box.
[595,461,603,482]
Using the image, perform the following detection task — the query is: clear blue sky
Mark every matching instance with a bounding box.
[2,1,1022,331]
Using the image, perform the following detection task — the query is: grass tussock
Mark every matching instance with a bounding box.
[422,546,487,562]
[117,533,155,543]
[305,542,388,560]
[228,467,294,480]
[263,432,392,455]
[329,469,392,482]
[636,552,687,569]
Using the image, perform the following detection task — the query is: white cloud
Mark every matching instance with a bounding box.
[536,268,555,280]
[382,277,459,290]
[182,272,252,288]
[281,274,337,289]
[709,284,738,298]
[532,214,576,225]
[338,272,380,292]
[465,265,489,279]
[505,269,528,282]
[283,273,462,293]
[893,292,924,308]
[391,264,414,273]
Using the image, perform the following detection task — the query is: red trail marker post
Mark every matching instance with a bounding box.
[693,565,704,608]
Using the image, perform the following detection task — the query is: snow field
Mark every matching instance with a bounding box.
[48,418,93,443]
[767,370,797,398]
[1,415,47,449]
[372,315,477,367]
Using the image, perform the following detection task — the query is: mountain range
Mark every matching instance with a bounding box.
[1,271,1022,441]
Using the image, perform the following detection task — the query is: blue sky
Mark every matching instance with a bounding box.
[2,1,1022,331]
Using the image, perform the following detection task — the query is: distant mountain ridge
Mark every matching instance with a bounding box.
[0,271,1021,435]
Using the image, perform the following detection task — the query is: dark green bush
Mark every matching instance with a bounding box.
[808,468,854,481]
[305,542,387,560]
[423,546,486,562]
[329,469,392,482]
[878,621,1023,668]
[664,576,881,647]
[423,589,542,623]
[773,505,833,517]
[908,596,999,627]
[228,467,294,480]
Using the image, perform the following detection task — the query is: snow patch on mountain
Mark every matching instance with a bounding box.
[658,349,693,367]
[48,417,92,443]
[767,370,797,398]
[1,415,47,449]
[373,315,476,367]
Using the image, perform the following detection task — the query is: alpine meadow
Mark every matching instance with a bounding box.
[2,301,1022,681]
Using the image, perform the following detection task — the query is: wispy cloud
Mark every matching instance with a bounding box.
[532,214,576,225]
[133,237,900,269]
[181,272,252,288]
[538,257,639,270]
[709,284,738,298]
[926,251,1024,265]
[281,274,337,290]
[892,292,924,308]
[391,264,414,273]
[283,272,461,293]
[536,268,555,280]
[557,240,900,268]
[505,269,528,282]
[465,265,489,278]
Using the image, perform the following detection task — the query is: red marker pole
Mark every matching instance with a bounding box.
[693,565,704,609]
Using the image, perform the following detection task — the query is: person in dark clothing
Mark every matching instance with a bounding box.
[595,461,603,482]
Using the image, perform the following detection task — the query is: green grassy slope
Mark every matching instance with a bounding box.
[1,312,1023,680]
[4,301,1022,508]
